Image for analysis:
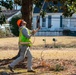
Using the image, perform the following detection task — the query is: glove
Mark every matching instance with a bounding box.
[31,30,36,35]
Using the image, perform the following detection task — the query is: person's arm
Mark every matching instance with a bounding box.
[22,26,40,37]
[22,28,32,39]
[31,26,40,35]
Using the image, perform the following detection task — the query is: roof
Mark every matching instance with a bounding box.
[2,10,20,19]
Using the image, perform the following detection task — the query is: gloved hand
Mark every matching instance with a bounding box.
[31,27,40,35]
[31,30,36,35]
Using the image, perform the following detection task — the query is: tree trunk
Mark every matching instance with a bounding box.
[21,0,33,29]
[12,0,33,59]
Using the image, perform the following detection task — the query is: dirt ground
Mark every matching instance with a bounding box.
[0,48,76,75]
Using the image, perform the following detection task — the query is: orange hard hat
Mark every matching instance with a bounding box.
[17,19,23,27]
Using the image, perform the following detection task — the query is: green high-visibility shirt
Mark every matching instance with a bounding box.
[19,26,32,47]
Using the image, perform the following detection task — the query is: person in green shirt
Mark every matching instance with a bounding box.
[8,19,40,73]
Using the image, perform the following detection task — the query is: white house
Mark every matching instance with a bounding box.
[32,12,76,36]
[6,11,76,36]
[32,3,76,36]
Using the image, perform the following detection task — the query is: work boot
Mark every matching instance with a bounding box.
[8,65,14,73]
[27,69,36,73]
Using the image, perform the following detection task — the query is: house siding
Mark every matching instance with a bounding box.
[32,13,76,36]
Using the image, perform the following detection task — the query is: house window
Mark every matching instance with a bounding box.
[70,17,76,27]
[42,17,46,27]
[62,18,68,27]
[48,15,51,28]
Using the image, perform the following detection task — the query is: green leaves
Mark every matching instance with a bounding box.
[47,4,58,12]
[14,0,22,5]
[0,14,6,25]
[0,1,13,10]
[36,1,42,8]
[10,15,21,36]
[40,10,46,18]
[52,0,58,5]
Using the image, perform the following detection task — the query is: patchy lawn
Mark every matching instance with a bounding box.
[0,36,76,75]
[0,36,76,50]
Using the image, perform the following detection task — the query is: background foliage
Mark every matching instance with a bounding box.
[10,14,22,36]
[0,0,76,17]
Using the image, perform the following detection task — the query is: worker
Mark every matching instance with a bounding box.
[8,19,40,73]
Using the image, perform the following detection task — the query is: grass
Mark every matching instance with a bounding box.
[0,36,76,51]
[0,36,76,60]
[0,36,76,75]
[32,36,76,46]
[0,47,76,60]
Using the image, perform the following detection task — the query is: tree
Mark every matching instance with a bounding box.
[0,0,13,10]
[0,14,6,25]
[0,7,6,25]
[14,0,76,29]
[1,0,76,29]
[0,0,13,25]
[21,0,33,29]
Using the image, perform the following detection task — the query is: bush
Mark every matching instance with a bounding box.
[54,64,64,71]
[63,29,71,36]
[0,28,13,38]
[50,64,65,72]
[5,27,14,37]
[0,29,6,38]
[10,14,22,36]
[0,14,6,25]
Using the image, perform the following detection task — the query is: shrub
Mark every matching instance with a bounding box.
[50,64,65,72]
[0,28,13,38]
[63,29,71,36]
[0,14,6,25]
[0,29,6,38]
[54,64,64,71]
[10,14,22,36]
[5,27,14,37]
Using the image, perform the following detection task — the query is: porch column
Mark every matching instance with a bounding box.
[32,16,36,29]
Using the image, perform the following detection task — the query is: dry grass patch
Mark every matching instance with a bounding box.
[32,36,76,46]
[0,36,76,75]
[0,48,76,60]
[0,36,76,49]
[0,36,76,60]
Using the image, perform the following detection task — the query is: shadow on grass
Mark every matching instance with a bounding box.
[0,71,46,75]
[0,59,12,66]
[0,58,29,71]
[0,71,29,75]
